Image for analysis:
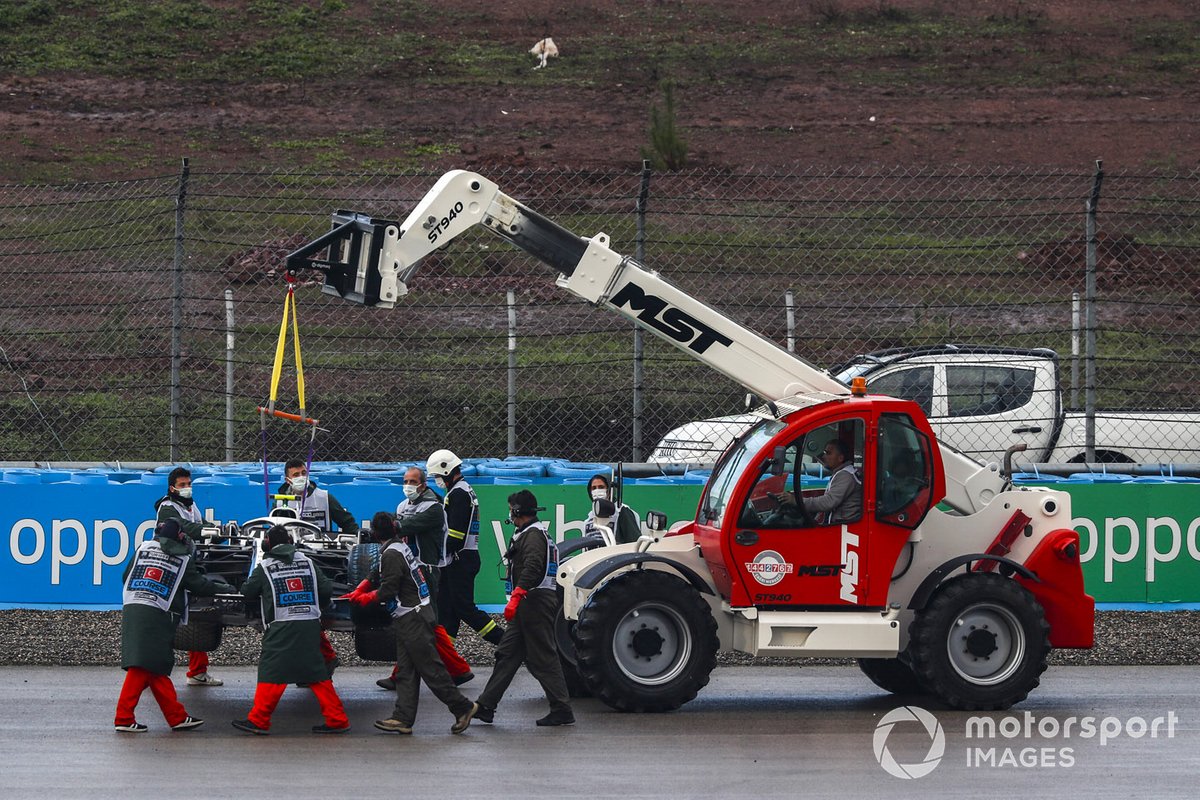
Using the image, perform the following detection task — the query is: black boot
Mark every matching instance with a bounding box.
[535,708,575,727]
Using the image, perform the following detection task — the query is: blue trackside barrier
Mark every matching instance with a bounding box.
[475,463,545,478]
[69,473,112,486]
[1,460,1198,609]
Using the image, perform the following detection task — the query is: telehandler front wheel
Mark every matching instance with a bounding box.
[573,570,717,713]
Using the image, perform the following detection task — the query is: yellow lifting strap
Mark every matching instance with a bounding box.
[258,285,318,426]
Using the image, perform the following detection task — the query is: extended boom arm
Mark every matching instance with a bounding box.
[287,170,848,401]
[288,170,1003,513]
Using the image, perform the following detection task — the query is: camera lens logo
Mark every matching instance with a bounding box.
[873,705,946,779]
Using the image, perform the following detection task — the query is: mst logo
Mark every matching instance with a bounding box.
[610,281,734,354]
[840,527,860,603]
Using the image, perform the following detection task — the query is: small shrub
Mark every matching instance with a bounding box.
[641,80,688,172]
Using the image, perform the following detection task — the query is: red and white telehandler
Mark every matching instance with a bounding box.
[287,171,1095,712]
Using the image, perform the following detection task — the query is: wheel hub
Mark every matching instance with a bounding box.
[611,602,692,685]
[964,627,999,658]
[631,626,665,659]
[946,602,1026,685]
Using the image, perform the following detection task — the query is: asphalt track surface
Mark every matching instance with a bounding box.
[1,665,1195,799]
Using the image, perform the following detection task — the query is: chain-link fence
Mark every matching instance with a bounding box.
[1,163,1197,465]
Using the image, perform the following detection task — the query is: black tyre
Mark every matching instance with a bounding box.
[173,609,223,652]
[554,591,592,698]
[573,570,718,713]
[354,625,396,662]
[909,573,1050,711]
[347,543,380,586]
[857,656,927,696]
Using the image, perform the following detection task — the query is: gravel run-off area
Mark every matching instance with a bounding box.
[2,609,1196,668]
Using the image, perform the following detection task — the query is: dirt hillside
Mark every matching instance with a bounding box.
[0,0,1197,180]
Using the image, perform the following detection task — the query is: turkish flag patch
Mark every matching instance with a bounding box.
[144,567,163,582]
[286,577,305,592]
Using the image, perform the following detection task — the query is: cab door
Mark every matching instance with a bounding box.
[728,414,870,607]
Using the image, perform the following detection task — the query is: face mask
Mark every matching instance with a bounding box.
[590,488,607,501]
[289,476,308,492]
[434,476,447,490]
[402,484,420,501]
[175,486,193,500]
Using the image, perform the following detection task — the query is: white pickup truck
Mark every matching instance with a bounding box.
[650,345,1200,467]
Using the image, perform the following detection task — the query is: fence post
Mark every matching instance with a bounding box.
[1070,291,1081,408]
[632,160,652,461]
[785,289,796,352]
[169,157,189,462]
[507,288,517,457]
[225,288,235,462]
[1084,159,1104,463]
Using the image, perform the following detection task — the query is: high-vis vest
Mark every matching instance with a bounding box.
[584,502,628,538]
[444,480,480,551]
[384,541,430,618]
[123,540,189,614]
[259,552,322,626]
[158,498,202,524]
[282,487,332,529]
[396,496,450,567]
[505,521,558,594]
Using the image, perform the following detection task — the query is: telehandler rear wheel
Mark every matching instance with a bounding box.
[909,572,1049,710]
[573,570,717,712]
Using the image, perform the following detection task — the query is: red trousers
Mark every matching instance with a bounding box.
[186,651,209,678]
[393,624,469,679]
[247,680,348,731]
[115,667,188,727]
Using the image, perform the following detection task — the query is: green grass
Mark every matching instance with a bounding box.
[3,1,1196,91]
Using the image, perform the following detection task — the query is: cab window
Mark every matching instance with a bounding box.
[700,419,785,526]
[737,419,865,529]
[876,413,934,529]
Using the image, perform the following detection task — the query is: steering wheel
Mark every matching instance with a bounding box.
[777,489,819,528]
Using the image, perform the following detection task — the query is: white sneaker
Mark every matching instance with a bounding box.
[172,716,205,731]
[187,672,223,686]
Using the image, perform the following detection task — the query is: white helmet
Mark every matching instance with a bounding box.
[426,449,462,477]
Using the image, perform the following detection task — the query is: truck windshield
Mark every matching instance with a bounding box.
[833,360,874,384]
[700,419,786,526]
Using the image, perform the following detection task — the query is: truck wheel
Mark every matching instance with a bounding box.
[354,625,396,662]
[573,570,718,713]
[909,573,1049,711]
[857,656,927,696]
[346,543,380,586]
[173,609,223,652]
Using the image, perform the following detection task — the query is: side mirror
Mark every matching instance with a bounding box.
[770,445,787,476]
[644,510,668,532]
